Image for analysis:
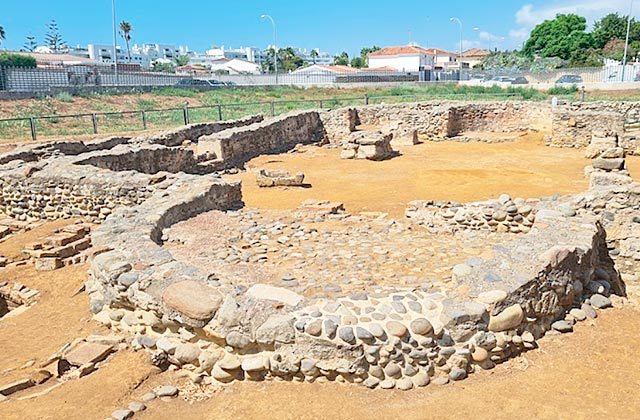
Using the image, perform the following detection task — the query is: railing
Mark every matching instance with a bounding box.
[0,91,525,141]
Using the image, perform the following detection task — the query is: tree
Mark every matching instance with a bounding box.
[360,45,380,66]
[119,21,133,63]
[333,51,349,65]
[0,52,37,67]
[350,56,365,68]
[45,20,65,52]
[310,49,319,64]
[0,25,5,48]
[523,14,595,62]
[592,13,640,49]
[261,47,277,72]
[151,61,175,73]
[602,38,637,62]
[175,55,190,66]
[22,35,37,52]
[278,47,304,71]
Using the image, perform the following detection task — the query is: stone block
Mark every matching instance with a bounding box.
[162,280,223,322]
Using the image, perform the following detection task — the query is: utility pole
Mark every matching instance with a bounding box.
[112,0,118,85]
[622,0,634,82]
[450,17,463,80]
[261,14,278,84]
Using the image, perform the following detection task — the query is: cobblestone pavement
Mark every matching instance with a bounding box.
[164,209,511,300]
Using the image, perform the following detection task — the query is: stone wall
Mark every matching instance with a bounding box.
[197,111,326,168]
[0,161,154,221]
[323,101,551,145]
[406,194,536,234]
[131,115,264,147]
[74,144,204,175]
[549,101,640,154]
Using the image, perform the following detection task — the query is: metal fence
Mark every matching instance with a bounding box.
[0,91,525,141]
[466,64,640,84]
[0,64,189,92]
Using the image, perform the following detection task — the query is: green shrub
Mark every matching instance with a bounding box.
[55,92,74,102]
[547,85,578,95]
[0,53,37,68]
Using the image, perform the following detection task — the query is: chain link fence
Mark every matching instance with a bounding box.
[0,91,526,141]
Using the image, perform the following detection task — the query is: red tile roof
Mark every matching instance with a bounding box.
[368,45,433,57]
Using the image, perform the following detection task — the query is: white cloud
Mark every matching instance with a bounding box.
[504,0,633,49]
[458,0,634,52]
[516,0,632,28]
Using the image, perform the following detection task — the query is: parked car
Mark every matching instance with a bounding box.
[555,74,583,85]
[175,78,226,87]
[510,76,529,85]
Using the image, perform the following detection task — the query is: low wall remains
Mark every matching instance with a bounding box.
[321,101,551,144]
[549,101,640,154]
[0,99,633,393]
[197,111,326,168]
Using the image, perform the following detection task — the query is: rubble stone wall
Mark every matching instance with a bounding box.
[74,144,203,175]
[549,101,640,154]
[0,163,154,221]
[323,101,550,145]
[131,115,264,147]
[197,111,326,168]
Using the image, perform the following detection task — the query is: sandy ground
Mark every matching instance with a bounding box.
[229,133,640,218]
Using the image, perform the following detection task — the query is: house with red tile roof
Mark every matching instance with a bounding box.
[367,45,435,72]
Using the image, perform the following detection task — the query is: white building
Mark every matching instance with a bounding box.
[292,64,360,75]
[68,43,190,69]
[204,46,265,64]
[294,48,333,65]
[208,58,261,74]
[368,45,435,72]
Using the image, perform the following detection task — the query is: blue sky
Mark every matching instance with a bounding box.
[0,0,637,55]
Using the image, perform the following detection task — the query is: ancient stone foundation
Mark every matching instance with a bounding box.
[0,100,633,393]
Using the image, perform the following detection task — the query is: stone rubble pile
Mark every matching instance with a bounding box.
[585,133,634,188]
[340,131,396,161]
[255,169,305,187]
[0,334,123,401]
[406,194,537,234]
[0,281,39,318]
[23,223,94,271]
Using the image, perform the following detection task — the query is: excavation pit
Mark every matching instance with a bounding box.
[1,99,638,392]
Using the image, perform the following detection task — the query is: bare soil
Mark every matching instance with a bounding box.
[228,133,640,218]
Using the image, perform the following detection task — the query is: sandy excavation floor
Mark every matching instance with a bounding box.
[227,132,640,218]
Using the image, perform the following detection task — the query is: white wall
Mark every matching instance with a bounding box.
[369,55,432,72]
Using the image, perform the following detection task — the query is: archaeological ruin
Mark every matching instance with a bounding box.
[0,99,638,394]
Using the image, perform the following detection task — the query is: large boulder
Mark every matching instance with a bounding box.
[162,280,223,324]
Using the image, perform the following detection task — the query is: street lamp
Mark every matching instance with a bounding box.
[622,0,634,82]
[260,14,278,83]
[112,0,118,84]
[450,17,463,79]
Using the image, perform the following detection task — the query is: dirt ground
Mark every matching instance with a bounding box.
[229,133,640,218]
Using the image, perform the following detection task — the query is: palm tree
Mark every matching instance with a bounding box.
[119,21,133,63]
[310,49,319,64]
[0,25,5,49]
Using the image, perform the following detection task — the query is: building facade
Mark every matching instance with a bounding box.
[368,45,435,72]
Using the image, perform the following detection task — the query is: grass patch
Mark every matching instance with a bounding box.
[547,85,579,95]
[152,87,198,98]
[55,92,74,103]
[136,98,159,110]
